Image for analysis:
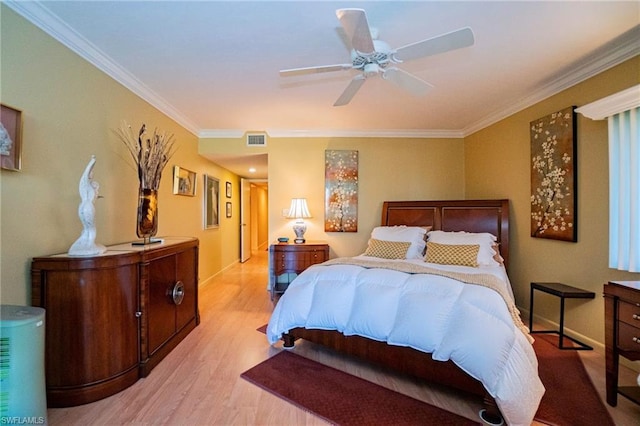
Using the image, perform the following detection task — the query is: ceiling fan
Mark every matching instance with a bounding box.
[279,8,475,106]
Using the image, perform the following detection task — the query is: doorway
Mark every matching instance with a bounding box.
[240,178,268,262]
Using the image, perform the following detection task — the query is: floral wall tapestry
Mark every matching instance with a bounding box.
[530,106,577,242]
[325,150,358,232]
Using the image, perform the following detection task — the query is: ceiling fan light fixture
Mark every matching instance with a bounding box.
[363,63,380,76]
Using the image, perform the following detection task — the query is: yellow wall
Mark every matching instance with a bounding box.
[0,7,239,305]
[201,136,466,257]
[465,57,640,346]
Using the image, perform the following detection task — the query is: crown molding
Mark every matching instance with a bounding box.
[576,84,640,120]
[3,0,201,136]
[199,130,246,139]
[198,128,464,139]
[462,25,640,137]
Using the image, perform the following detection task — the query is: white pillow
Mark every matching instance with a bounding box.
[370,226,427,259]
[427,230,500,267]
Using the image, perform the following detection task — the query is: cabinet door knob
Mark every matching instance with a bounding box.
[135,311,142,318]
[633,336,640,344]
[633,314,640,321]
[171,281,185,305]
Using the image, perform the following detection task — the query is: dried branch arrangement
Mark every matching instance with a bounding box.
[115,122,176,190]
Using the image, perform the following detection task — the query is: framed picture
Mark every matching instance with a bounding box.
[204,174,219,229]
[530,106,577,242]
[173,166,197,196]
[1,103,23,171]
[226,181,232,198]
[226,202,232,218]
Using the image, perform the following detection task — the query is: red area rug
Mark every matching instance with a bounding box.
[241,350,480,425]
[532,334,614,425]
[249,326,614,425]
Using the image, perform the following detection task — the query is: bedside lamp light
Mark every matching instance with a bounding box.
[286,198,312,244]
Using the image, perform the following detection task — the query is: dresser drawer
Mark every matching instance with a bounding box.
[618,300,640,327]
[617,321,640,353]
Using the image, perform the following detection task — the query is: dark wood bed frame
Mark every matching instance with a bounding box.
[283,199,510,423]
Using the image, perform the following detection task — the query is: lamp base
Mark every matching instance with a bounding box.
[292,221,307,245]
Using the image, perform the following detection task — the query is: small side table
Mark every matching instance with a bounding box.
[269,241,329,300]
[529,282,595,350]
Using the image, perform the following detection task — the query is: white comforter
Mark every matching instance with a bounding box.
[267,256,545,426]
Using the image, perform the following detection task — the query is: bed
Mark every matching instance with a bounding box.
[267,199,544,425]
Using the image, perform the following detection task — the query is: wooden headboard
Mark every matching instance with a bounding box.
[381,199,510,267]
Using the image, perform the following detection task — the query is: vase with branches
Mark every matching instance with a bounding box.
[115,122,176,243]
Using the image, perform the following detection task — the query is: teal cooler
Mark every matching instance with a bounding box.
[0,305,47,424]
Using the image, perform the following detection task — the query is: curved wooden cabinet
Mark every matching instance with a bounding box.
[31,237,199,407]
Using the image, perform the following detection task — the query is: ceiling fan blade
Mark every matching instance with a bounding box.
[280,64,353,77]
[394,27,475,62]
[383,68,433,97]
[336,8,375,54]
[334,75,366,106]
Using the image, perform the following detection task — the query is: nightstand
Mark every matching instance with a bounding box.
[269,241,329,300]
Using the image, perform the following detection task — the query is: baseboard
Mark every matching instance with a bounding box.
[199,259,240,288]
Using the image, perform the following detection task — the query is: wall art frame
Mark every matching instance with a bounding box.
[226,202,232,218]
[1,103,23,171]
[226,181,232,198]
[530,106,577,242]
[204,174,220,229]
[173,165,197,196]
[324,149,358,232]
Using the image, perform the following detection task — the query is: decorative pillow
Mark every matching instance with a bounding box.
[371,226,427,259]
[425,242,480,267]
[492,244,504,265]
[420,226,433,235]
[427,231,499,267]
[364,239,412,259]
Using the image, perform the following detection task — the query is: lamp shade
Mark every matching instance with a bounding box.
[286,198,312,219]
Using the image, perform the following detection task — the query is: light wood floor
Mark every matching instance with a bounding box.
[48,249,640,425]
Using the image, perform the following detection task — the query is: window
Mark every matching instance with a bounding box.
[577,85,640,272]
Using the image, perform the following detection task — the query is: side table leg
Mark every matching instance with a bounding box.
[529,285,535,332]
[558,297,566,348]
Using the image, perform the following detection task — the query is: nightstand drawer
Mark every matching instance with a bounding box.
[274,250,327,274]
[618,300,640,327]
[617,321,640,352]
[274,251,308,274]
[304,249,328,265]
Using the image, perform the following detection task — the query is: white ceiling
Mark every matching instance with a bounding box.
[6,1,639,179]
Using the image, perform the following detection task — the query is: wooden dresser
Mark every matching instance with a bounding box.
[31,237,199,407]
[603,280,640,407]
[269,241,329,300]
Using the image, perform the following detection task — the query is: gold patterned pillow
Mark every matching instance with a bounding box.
[364,239,412,259]
[425,242,480,267]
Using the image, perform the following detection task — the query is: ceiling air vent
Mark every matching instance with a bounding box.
[246,133,267,147]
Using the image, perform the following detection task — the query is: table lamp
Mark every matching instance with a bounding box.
[286,198,312,243]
